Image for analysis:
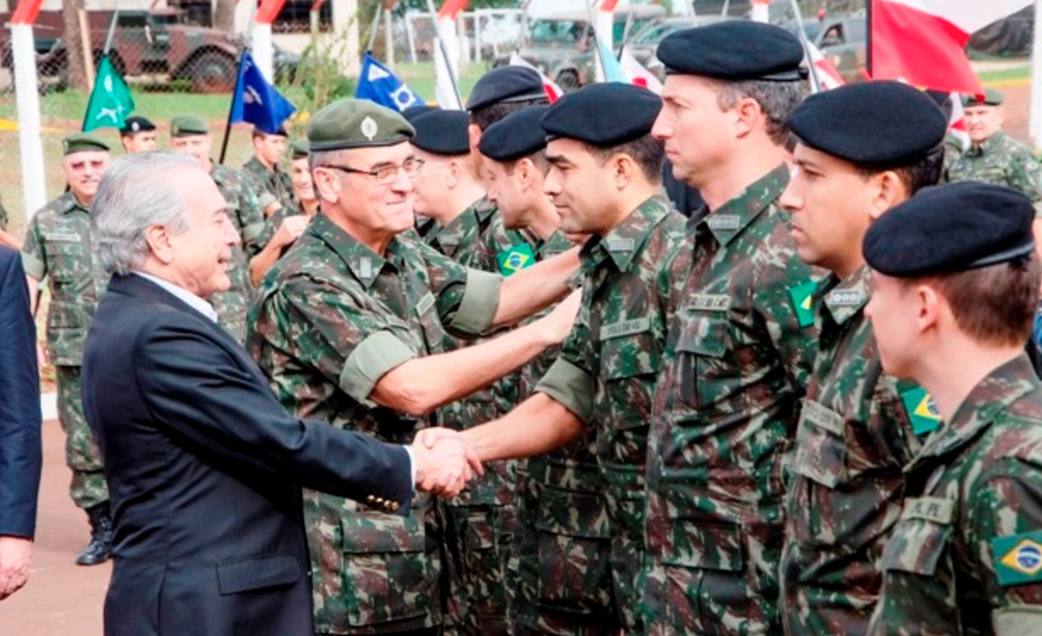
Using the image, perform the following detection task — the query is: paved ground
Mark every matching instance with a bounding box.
[0,420,107,634]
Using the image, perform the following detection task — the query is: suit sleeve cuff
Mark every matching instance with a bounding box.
[449,269,501,335]
[20,251,44,281]
[535,358,594,423]
[339,331,418,405]
[402,444,416,490]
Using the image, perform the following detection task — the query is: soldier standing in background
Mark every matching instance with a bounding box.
[118,116,158,154]
[641,22,818,634]
[948,89,1042,201]
[777,81,948,635]
[249,140,315,285]
[168,115,268,343]
[247,98,581,636]
[21,134,113,566]
[243,125,298,214]
[863,182,1042,635]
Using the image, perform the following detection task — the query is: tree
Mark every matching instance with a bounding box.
[62,0,89,92]
[214,0,237,32]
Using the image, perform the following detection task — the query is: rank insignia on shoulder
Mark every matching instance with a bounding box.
[787,280,818,328]
[900,386,943,436]
[992,531,1042,586]
[497,243,535,276]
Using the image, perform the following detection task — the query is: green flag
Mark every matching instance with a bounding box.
[83,56,134,132]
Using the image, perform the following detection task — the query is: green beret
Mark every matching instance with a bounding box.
[963,88,1003,107]
[307,98,414,152]
[290,139,309,159]
[170,115,209,138]
[62,133,109,155]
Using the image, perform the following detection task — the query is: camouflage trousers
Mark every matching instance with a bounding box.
[55,365,108,510]
[515,466,617,636]
[440,499,520,635]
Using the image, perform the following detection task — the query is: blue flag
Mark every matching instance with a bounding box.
[355,52,425,112]
[229,50,296,133]
[597,40,629,84]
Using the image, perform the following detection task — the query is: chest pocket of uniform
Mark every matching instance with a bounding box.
[880,496,955,577]
[43,239,85,284]
[660,517,744,573]
[792,399,848,489]
[339,500,434,627]
[598,319,661,439]
[415,292,447,354]
[675,316,729,409]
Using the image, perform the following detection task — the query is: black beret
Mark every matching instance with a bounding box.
[410,109,470,155]
[479,105,549,161]
[120,115,155,134]
[789,81,948,165]
[864,182,1036,277]
[540,83,661,147]
[402,104,435,122]
[657,21,805,81]
[467,66,546,112]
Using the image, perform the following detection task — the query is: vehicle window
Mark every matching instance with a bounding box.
[529,19,588,43]
[821,24,844,47]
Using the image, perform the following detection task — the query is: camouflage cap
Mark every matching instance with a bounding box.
[290,139,310,160]
[170,115,209,138]
[963,88,1004,107]
[62,133,109,156]
[307,98,414,151]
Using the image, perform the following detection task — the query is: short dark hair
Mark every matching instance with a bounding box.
[470,96,549,132]
[909,256,1041,347]
[503,150,549,176]
[855,145,945,196]
[713,78,807,146]
[586,134,664,183]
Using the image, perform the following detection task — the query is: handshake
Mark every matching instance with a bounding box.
[409,428,483,498]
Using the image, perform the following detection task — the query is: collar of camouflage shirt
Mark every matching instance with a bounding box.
[584,195,670,273]
[969,131,1007,156]
[907,354,1037,470]
[696,162,789,248]
[57,190,87,215]
[821,265,870,326]
[308,212,394,289]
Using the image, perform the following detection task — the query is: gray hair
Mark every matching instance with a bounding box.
[92,151,197,275]
[714,78,808,146]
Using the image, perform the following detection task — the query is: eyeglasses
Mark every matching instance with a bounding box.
[320,157,425,185]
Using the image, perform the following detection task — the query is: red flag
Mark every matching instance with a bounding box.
[870,0,1030,94]
[256,0,288,24]
[509,53,562,102]
[438,0,468,19]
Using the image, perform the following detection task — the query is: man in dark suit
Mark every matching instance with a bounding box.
[0,245,42,601]
[81,152,480,635]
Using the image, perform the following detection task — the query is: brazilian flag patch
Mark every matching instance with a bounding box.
[787,280,818,328]
[992,530,1042,586]
[497,243,536,277]
[900,386,943,436]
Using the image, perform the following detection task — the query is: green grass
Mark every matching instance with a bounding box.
[0,60,487,232]
[979,65,1031,85]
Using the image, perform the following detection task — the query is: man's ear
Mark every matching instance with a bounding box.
[144,224,175,265]
[916,283,942,336]
[868,171,907,221]
[312,168,340,204]
[733,96,764,139]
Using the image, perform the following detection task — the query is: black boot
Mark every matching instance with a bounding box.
[76,501,113,566]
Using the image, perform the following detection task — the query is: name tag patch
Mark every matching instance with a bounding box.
[44,232,80,242]
[707,215,740,231]
[416,292,436,317]
[605,238,635,252]
[900,496,954,525]
[600,316,651,340]
[688,294,729,312]
[800,399,845,436]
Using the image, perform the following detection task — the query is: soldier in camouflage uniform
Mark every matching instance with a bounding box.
[247,98,581,635]
[777,82,950,635]
[169,115,269,343]
[243,125,298,213]
[118,115,158,154]
[249,140,315,285]
[21,134,113,566]
[641,23,819,634]
[948,89,1042,202]
[861,182,1042,635]
[408,108,525,635]
[479,104,614,636]
[461,84,688,634]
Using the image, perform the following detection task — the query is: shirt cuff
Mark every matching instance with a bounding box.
[402,445,416,490]
[535,357,594,423]
[21,251,44,281]
[449,269,501,335]
[338,330,418,405]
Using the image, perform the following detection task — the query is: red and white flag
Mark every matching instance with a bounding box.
[620,47,663,94]
[509,53,562,102]
[434,0,469,109]
[870,0,1031,94]
[948,91,971,150]
[804,40,845,91]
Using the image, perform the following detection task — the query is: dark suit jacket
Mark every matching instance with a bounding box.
[82,273,413,636]
[0,246,42,539]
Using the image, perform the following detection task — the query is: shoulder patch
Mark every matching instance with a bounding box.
[788,280,818,328]
[497,243,535,276]
[900,386,943,436]
[992,531,1042,587]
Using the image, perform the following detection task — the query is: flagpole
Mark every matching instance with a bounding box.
[367,3,383,54]
[219,48,248,165]
[1030,0,1042,147]
[788,0,821,94]
[81,9,121,131]
[865,0,873,77]
[585,0,607,82]
[425,0,463,109]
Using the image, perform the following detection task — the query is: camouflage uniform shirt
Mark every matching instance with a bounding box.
[867,354,1042,636]
[643,165,820,635]
[948,132,1042,202]
[536,195,689,632]
[248,212,501,634]
[780,266,930,635]
[243,155,298,212]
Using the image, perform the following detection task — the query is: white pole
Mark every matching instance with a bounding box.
[405,13,418,63]
[384,7,395,67]
[750,0,770,23]
[253,21,274,81]
[11,23,47,218]
[1030,0,1042,147]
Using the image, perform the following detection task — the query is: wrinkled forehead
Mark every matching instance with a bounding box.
[338,140,414,167]
[65,150,110,165]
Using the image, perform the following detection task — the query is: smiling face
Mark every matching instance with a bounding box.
[63,150,110,203]
[290,157,316,203]
[164,168,240,298]
[409,148,454,218]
